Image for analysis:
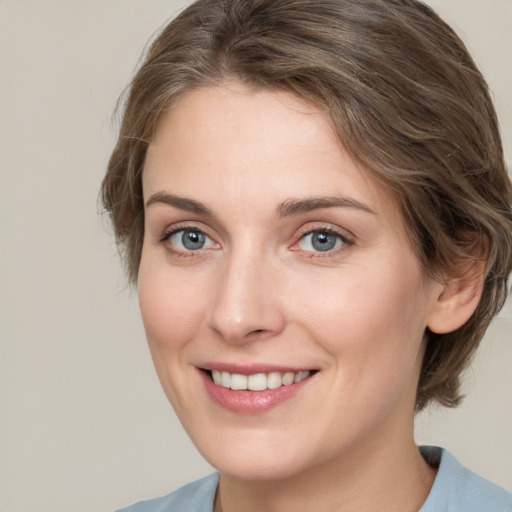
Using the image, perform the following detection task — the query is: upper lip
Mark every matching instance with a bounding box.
[198,362,316,375]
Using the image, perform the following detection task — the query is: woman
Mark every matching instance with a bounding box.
[102,0,512,510]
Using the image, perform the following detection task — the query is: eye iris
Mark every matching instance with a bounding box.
[182,230,205,250]
[312,232,337,252]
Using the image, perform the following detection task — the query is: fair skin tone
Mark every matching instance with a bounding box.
[138,84,481,512]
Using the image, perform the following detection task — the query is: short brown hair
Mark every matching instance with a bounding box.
[101,0,512,410]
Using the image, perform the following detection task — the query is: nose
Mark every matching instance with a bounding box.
[207,248,286,344]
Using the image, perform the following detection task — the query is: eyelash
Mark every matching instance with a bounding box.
[159,224,353,258]
[159,224,217,258]
[292,226,353,258]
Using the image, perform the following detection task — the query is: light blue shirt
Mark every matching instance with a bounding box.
[419,447,512,511]
[116,447,512,511]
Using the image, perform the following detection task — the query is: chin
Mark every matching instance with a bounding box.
[191,429,320,482]
[211,454,307,482]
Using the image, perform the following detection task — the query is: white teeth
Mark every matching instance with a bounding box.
[267,372,282,389]
[210,369,312,390]
[221,371,231,388]
[248,373,267,391]
[282,371,295,386]
[230,373,248,390]
[212,370,222,385]
[294,370,310,383]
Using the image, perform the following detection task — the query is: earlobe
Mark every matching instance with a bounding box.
[427,261,485,334]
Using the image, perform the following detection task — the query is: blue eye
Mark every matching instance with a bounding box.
[169,229,216,251]
[298,230,344,252]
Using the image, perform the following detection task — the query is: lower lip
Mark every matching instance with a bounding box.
[199,370,313,413]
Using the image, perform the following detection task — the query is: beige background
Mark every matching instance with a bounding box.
[0,1,511,511]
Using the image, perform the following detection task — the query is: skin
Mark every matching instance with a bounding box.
[138,84,479,512]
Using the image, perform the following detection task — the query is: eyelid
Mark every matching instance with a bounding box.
[295,222,354,240]
[159,222,220,254]
[290,224,354,254]
[160,221,213,242]
[157,221,353,257]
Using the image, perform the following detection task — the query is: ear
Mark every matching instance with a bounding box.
[427,259,486,334]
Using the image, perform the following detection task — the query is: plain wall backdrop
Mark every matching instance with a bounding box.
[0,1,511,511]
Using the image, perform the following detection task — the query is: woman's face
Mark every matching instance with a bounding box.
[139,85,444,480]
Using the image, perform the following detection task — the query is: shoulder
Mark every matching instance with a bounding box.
[420,446,512,512]
[114,473,220,512]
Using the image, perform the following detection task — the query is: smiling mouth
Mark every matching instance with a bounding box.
[204,369,316,391]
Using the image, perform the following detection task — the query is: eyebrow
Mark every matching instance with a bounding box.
[276,196,376,217]
[146,192,214,216]
[145,192,375,218]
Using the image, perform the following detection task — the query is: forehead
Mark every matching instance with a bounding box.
[147,84,335,173]
[143,84,401,224]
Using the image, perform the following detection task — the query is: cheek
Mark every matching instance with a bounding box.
[137,258,206,353]
[291,262,429,372]
[137,257,211,415]
[292,268,429,438]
